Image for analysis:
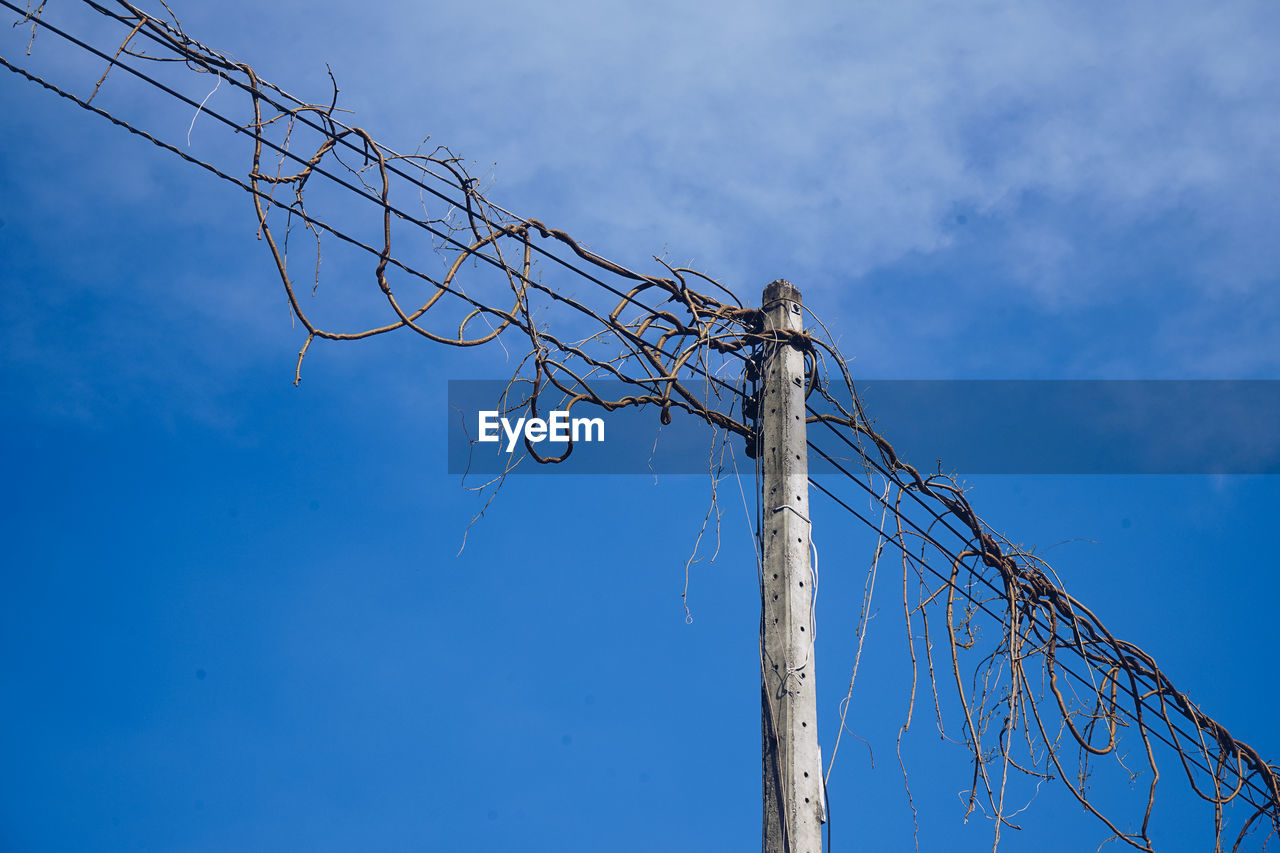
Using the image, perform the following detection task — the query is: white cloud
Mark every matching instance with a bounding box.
[336,0,1280,295]
[21,0,1280,293]
[8,0,1279,384]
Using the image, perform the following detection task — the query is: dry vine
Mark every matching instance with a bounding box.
[4,1,1278,849]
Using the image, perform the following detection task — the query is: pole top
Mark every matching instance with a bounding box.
[762,278,802,306]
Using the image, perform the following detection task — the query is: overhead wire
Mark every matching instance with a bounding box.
[0,0,763,427]
[63,0,748,318]
[805,440,1279,813]
[0,50,751,442]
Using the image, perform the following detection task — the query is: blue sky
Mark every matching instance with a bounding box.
[2,1,1278,851]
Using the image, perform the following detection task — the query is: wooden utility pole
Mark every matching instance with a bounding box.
[759,279,825,852]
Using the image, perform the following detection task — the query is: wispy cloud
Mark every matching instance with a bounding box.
[7,0,1277,386]
[329,0,1280,296]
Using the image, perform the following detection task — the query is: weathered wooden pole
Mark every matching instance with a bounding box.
[759,279,824,852]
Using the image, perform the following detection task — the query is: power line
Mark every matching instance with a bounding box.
[799,386,1271,815]
[25,0,744,324]
[0,50,747,429]
[805,442,1279,813]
